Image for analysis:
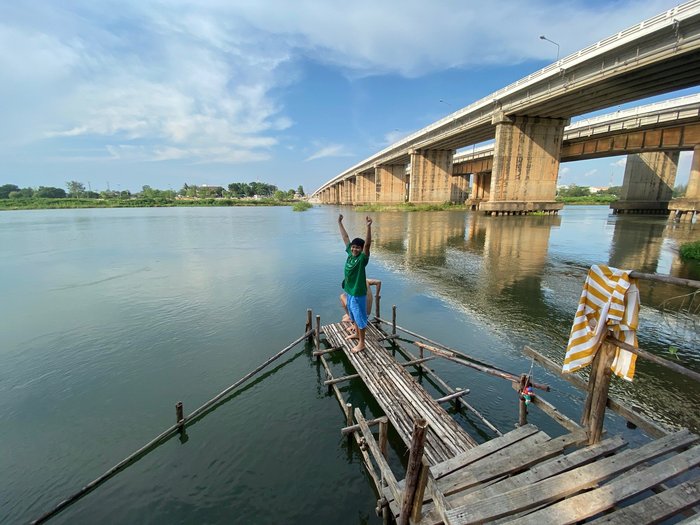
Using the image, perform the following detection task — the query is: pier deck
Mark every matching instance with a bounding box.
[320,318,700,524]
[322,321,476,465]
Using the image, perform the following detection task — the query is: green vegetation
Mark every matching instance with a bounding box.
[556,184,620,205]
[0,181,307,210]
[292,201,312,212]
[356,202,467,212]
[679,240,700,261]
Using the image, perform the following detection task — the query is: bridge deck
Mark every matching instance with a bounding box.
[322,321,476,465]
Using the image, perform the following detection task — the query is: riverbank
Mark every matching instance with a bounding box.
[0,197,302,210]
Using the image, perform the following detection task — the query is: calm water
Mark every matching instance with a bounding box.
[1,205,698,524]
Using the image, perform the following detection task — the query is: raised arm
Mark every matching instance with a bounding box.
[364,216,372,256]
[338,214,350,246]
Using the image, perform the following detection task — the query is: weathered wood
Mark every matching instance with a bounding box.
[410,461,430,524]
[324,372,360,385]
[379,419,388,458]
[606,335,700,383]
[345,403,353,428]
[416,342,550,391]
[315,314,321,353]
[518,374,528,427]
[340,416,388,436]
[522,345,669,438]
[313,346,341,357]
[392,305,396,335]
[630,270,700,289]
[436,388,469,404]
[399,418,428,525]
[355,408,402,506]
[587,342,616,444]
[585,478,700,524]
[175,401,184,427]
[431,424,539,480]
[529,394,583,433]
[306,308,313,341]
[509,444,700,524]
[445,429,699,524]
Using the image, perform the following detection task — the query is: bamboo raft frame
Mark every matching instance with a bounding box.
[316,277,700,524]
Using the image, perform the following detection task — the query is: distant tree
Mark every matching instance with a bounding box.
[558,184,590,198]
[0,184,19,199]
[9,187,34,198]
[85,191,100,199]
[287,189,295,198]
[273,190,286,201]
[297,185,305,196]
[597,185,622,196]
[673,184,687,198]
[66,181,86,198]
[35,186,67,198]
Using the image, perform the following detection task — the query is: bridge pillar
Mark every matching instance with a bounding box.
[466,172,491,210]
[375,164,407,203]
[611,151,678,215]
[451,174,470,204]
[354,172,376,204]
[482,114,566,215]
[340,179,355,205]
[408,149,454,203]
[669,145,700,221]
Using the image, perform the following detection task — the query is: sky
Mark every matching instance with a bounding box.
[2,0,698,195]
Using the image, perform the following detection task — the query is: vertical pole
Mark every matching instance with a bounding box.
[175,401,184,428]
[392,305,397,335]
[306,309,313,341]
[345,403,353,427]
[315,315,321,354]
[376,289,381,320]
[379,419,388,459]
[518,374,528,427]
[581,347,603,427]
[399,418,428,525]
[410,462,430,524]
[587,343,615,444]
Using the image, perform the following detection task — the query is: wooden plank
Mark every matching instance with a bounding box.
[431,424,539,479]
[446,430,699,524]
[440,435,628,521]
[510,445,700,524]
[439,431,586,497]
[529,394,583,433]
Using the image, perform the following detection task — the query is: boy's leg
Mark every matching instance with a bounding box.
[347,294,368,353]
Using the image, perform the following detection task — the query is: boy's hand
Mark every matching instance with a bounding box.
[366,216,372,226]
[338,214,343,223]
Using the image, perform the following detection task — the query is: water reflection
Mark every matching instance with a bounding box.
[371,207,699,432]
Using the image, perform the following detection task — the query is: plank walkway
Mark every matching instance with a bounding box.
[322,321,476,465]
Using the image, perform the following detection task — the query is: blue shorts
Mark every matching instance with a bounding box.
[346,294,368,329]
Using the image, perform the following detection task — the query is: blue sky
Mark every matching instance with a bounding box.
[2,0,697,194]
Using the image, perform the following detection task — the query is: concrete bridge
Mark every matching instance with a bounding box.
[311,1,700,219]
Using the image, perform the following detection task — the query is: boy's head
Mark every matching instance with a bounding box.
[350,237,365,255]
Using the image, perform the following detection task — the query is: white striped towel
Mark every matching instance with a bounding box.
[562,264,640,381]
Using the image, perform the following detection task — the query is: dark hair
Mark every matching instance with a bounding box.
[351,237,365,248]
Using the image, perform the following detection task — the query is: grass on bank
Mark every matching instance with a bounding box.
[292,201,313,211]
[355,202,467,212]
[679,240,700,261]
[0,197,304,210]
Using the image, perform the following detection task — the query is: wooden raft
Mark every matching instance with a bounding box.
[378,423,700,524]
[323,321,477,465]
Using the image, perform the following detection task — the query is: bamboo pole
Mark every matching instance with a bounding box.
[399,419,428,525]
[175,402,184,428]
[435,388,470,404]
[315,315,321,354]
[31,329,313,525]
[415,341,550,392]
[341,416,388,436]
[379,419,388,458]
[629,271,700,289]
[306,309,313,340]
[518,375,528,427]
[606,335,700,383]
[346,403,353,428]
[376,289,381,320]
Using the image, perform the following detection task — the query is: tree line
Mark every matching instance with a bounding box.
[0,181,305,201]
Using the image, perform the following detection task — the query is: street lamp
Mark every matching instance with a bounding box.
[439,99,452,107]
[539,35,560,61]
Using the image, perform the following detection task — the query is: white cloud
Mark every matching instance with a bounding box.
[611,158,627,168]
[583,169,598,177]
[305,144,353,161]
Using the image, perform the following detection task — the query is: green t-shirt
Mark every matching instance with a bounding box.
[344,244,369,297]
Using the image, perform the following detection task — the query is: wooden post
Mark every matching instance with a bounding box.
[587,343,616,444]
[410,462,430,524]
[379,419,388,459]
[392,305,397,335]
[399,418,428,525]
[518,374,528,427]
[375,288,381,321]
[580,348,602,428]
[345,403,353,428]
[315,315,321,354]
[306,309,313,341]
[175,402,184,428]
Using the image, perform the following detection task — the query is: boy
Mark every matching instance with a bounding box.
[338,214,372,353]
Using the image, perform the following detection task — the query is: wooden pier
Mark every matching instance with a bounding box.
[314,278,700,524]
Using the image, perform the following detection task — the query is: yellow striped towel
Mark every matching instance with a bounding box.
[562,264,640,381]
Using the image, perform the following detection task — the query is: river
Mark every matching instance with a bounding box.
[0,205,698,524]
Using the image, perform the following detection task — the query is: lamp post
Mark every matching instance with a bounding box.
[539,35,560,61]
[439,99,452,108]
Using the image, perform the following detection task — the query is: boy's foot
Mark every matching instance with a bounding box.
[341,314,351,323]
[351,344,365,354]
[346,333,358,340]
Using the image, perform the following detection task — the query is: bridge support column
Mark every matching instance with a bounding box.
[340,179,356,205]
[354,172,376,204]
[669,145,700,221]
[375,164,407,203]
[451,174,470,204]
[466,172,491,210]
[482,115,566,215]
[611,151,678,215]
[408,149,454,203]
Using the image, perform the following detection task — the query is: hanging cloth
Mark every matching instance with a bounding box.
[562,264,640,381]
